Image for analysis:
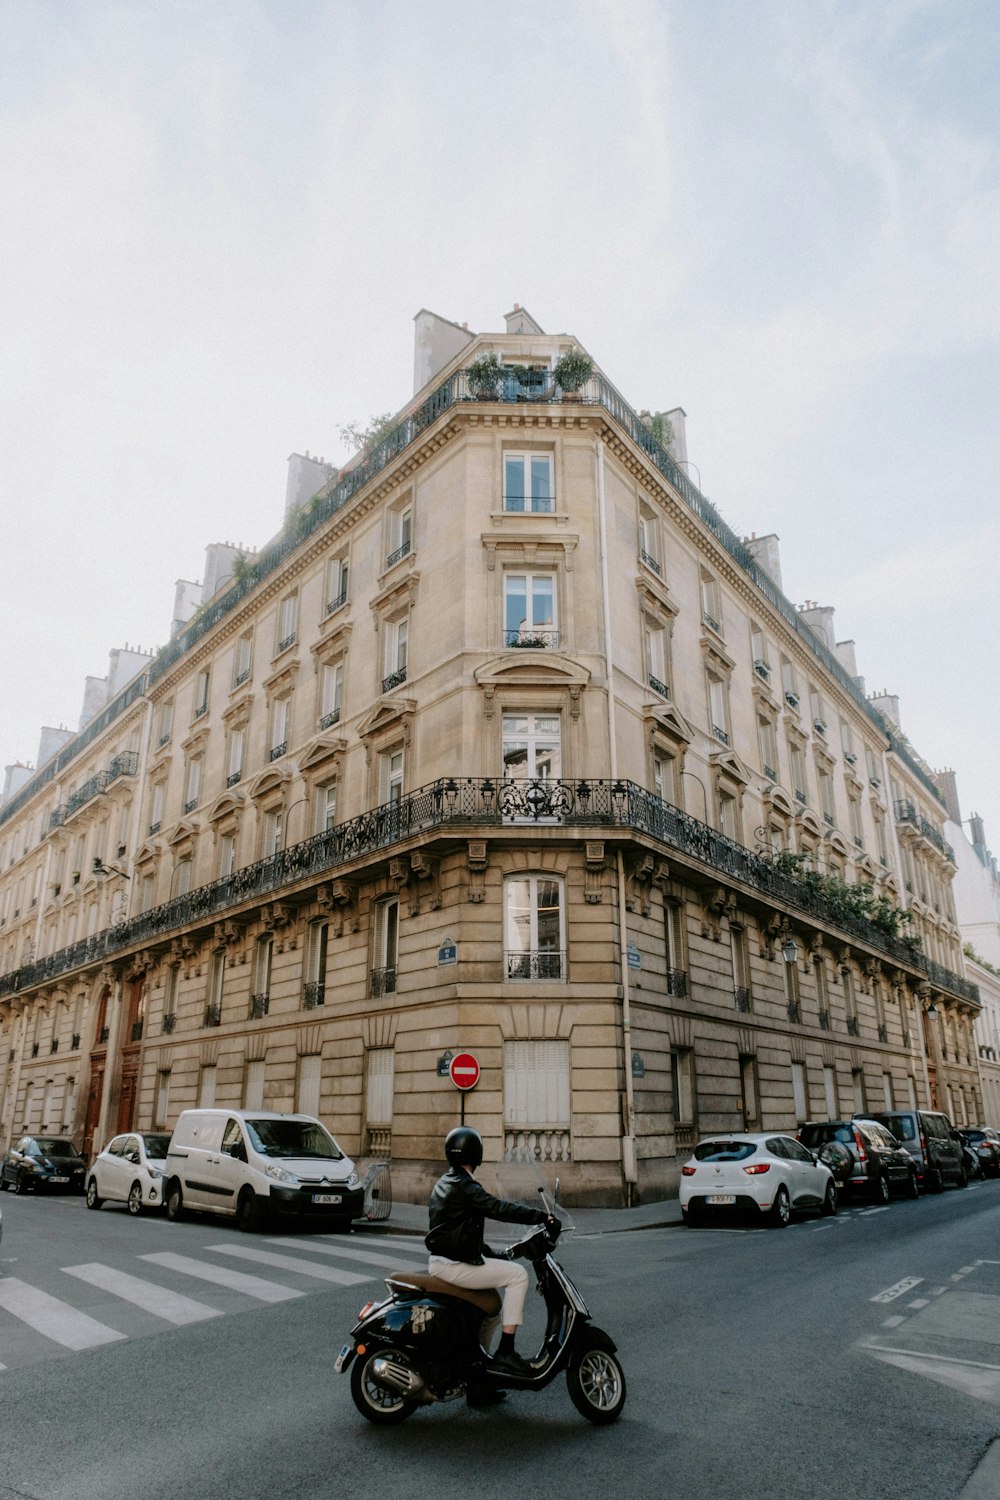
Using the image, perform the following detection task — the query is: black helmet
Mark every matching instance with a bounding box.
[445,1126,483,1170]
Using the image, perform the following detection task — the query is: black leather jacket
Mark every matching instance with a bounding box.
[425,1167,548,1265]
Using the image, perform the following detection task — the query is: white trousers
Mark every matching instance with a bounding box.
[428,1254,530,1346]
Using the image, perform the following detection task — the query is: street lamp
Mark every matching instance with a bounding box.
[781,938,799,964]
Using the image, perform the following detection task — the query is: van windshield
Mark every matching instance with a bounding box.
[244,1118,343,1160]
[878,1115,916,1142]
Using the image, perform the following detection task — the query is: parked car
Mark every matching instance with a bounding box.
[956,1128,1000,1178]
[680,1132,837,1228]
[0,1136,87,1195]
[798,1118,919,1202]
[164,1109,364,1231]
[868,1109,967,1192]
[85,1132,172,1215]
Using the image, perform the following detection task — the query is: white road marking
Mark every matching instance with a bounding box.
[265,1238,427,1270]
[871,1276,924,1304]
[857,1206,893,1217]
[959,1266,977,1274]
[0,1277,126,1351]
[62,1264,222,1326]
[206,1244,369,1284]
[907,1298,930,1309]
[140,1252,303,1304]
[882,1315,906,1327]
[931,1286,948,1295]
[863,1342,1000,1371]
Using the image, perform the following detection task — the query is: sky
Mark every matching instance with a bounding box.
[1,0,998,843]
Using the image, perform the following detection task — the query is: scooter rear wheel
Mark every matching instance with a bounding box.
[566,1343,627,1424]
[349,1348,418,1425]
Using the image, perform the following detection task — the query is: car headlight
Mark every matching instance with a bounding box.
[147,1166,166,1180]
[347,1170,360,1189]
[264,1163,300,1185]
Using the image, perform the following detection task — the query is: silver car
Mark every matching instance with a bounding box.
[86,1132,172,1215]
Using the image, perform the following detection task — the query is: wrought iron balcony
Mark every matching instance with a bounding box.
[184,798,199,814]
[277,633,297,654]
[734,986,752,1013]
[702,612,720,633]
[162,1013,176,1034]
[877,1023,888,1042]
[764,765,776,782]
[0,774,979,1009]
[754,660,771,682]
[131,1020,143,1041]
[893,799,954,860]
[381,668,407,694]
[204,1003,222,1028]
[648,675,669,699]
[846,1016,860,1037]
[385,540,411,570]
[193,703,208,721]
[233,668,251,688]
[49,1037,58,1054]
[106,750,139,786]
[302,980,325,1010]
[71,1032,80,1050]
[666,968,688,997]
[639,549,661,575]
[227,771,242,787]
[320,709,341,730]
[149,821,161,836]
[506,950,565,981]
[712,725,729,746]
[269,742,287,762]
[249,993,269,1020]
[504,629,560,650]
[370,967,397,998]
[325,585,348,616]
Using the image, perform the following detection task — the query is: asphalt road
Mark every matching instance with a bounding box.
[4,1180,1000,1500]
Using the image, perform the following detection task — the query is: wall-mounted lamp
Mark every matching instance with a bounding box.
[93,858,127,880]
[926,1001,939,1019]
[781,938,799,965]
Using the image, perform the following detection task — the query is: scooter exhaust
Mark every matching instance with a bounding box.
[371,1356,427,1398]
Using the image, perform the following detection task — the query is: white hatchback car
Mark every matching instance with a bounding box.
[680,1132,837,1227]
[86,1132,173,1216]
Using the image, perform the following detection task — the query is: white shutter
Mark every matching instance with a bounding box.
[298,1054,322,1118]
[198,1065,216,1108]
[245,1060,265,1111]
[366,1048,395,1126]
[504,1041,570,1127]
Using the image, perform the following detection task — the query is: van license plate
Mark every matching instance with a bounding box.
[707,1194,735,1205]
[313,1193,342,1205]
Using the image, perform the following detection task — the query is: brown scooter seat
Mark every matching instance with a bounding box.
[386,1271,502,1317]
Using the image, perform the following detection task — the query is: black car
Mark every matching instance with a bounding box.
[0,1136,87,1195]
[957,1128,1000,1178]
[868,1110,967,1192]
[798,1118,919,1203]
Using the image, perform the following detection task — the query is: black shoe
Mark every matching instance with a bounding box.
[488,1349,535,1379]
[466,1386,507,1408]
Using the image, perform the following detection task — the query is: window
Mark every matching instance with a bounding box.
[751,627,770,680]
[504,1041,570,1137]
[150,782,165,834]
[304,921,328,1008]
[718,789,738,840]
[652,749,677,806]
[664,899,687,992]
[163,965,180,1025]
[276,593,298,654]
[366,1048,395,1127]
[320,662,344,727]
[502,713,560,780]
[227,728,245,787]
[699,571,721,633]
[198,1065,217,1108]
[316,783,337,834]
[638,503,661,573]
[731,924,752,1011]
[842,965,859,1034]
[882,1072,894,1110]
[781,658,798,707]
[251,935,272,1018]
[244,1059,265,1111]
[174,857,193,897]
[386,501,412,567]
[157,701,174,748]
[372,898,399,996]
[504,573,556,649]
[791,1061,809,1122]
[184,758,202,813]
[818,769,835,826]
[671,1049,695,1126]
[852,1067,867,1114]
[740,1055,760,1129]
[810,688,827,735]
[645,620,669,697]
[504,452,553,513]
[784,951,801,1021]
[297,1054,322,1118]
[380,749,404,805]
[504,874,565,980]
[840,721,856,764]
[823,1065,838,1118]
[325,554,349,615]
[382,617,408,692]
[206,950,225,1024]
[848,795,863,847]
[270,697,290,760]
[789,743,807,804]
[218,832,237,878]
[140,872,155,914]
[758,716,778,781]
[263,806,283,857]
[815,956,830,1027]
[193,670,210,720]
[707,670,729,745]
[866,747,882,788]
[234,632,253,688]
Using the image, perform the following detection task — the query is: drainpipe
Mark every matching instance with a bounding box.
[596,438,638,1204]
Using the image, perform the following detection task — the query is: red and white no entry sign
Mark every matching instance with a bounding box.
[449,1051,480,1091]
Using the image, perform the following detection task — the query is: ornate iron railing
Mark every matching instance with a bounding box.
[249,993,269,1020]
[648,675,669,699]
[381,668,407,694]
[893,799,954,861]
[506,950,565,981]
[666,968,687,998]
[302,981,325,1010]
[106,751,139,786]
[0,776,978,1006]
[370,967,397,998]
[504,629,560,650]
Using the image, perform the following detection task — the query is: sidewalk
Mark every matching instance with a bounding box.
[357,1195,684,1238]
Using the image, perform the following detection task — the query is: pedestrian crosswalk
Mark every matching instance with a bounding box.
[0,1232,431,1372]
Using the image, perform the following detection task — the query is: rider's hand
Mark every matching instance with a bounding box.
[544,1214,561,1238]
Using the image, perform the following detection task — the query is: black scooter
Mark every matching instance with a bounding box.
[336,1195,625,1425]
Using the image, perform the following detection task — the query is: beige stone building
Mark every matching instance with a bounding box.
[0,306,980,1205]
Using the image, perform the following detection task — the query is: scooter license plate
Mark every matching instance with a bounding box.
[334,1344,352,1374]
[312,1193,342,1204]
[707,1194,735,1205]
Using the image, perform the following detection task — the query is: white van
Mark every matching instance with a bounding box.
[164,1109,364,1232]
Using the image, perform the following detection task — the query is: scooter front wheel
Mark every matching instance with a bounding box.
[350,1348,418,1425]
[566,1342,627,1424]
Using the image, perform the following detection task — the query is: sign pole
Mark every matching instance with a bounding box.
[449,1051,480,1130]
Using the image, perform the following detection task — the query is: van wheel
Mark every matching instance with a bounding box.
[906,1169,920,1199]
[127,1181,144,1216]
[236,1187,265,1232]
[166,1180,185,1221]
[874,1174,891,1206]
[928,1167,944,1193]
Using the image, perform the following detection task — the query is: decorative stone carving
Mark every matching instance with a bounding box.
[467,840,488,903]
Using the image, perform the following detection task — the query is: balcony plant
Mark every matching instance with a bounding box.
[467,351,502,401]
[553,350,593,398]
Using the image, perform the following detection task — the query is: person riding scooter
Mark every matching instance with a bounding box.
[425,1126,557,1387]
